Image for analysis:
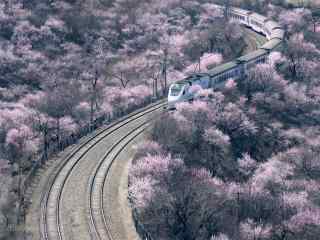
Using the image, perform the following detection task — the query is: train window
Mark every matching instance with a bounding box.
[170,84,184,96]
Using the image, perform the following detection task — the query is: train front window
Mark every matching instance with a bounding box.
[170,84,184,96]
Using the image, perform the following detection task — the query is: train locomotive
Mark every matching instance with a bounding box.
[168,5,284,109]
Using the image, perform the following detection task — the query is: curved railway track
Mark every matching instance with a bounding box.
[27,15,268,240]
[87,120,152,240]
[40,100,167,240]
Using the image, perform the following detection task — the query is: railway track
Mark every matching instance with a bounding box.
[87,119,153,240]
[40,100,167,240]
[26,13,268,240]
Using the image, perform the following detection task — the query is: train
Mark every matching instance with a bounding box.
[167,5,284,109]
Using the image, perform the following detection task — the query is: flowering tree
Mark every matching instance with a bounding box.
[203,127,232,176]
[279,8,311,36]
[129,153,232,240]
[283,33,319,80]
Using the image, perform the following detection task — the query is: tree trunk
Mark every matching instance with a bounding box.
[90,98,94,129]
[43,128,49,163]
[163,49,168,95]
[155,77,158,97]
[56,118,60,150]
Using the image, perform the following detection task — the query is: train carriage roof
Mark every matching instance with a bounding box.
[265,20,281,30]
[237,49,268,62]
[208,61,238,77]
[174,73,210,85]
[250,13,268,23]
[231,7,251,16]
[270,29,285,40]
[260,39,282,51]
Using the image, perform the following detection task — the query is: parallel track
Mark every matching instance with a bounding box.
[40,100,167,240]
[87,119,155,240]
[37,11,269,240]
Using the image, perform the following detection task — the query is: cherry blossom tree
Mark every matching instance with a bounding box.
[211,233,230,240]
[129,153,232,240]
[203,127,232,176]
[283,33,319,80]
[240,219,272,240]
[279,8,311,36]
[238,153,258,180]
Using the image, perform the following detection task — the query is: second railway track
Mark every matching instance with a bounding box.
[27,9,271,240]
[40,100,167,240]
[87,118,154,240]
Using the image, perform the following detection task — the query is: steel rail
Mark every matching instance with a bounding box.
[87,112,163,240]
[40,100,167,240]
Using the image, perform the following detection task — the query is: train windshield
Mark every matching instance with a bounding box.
[170,84,184,96]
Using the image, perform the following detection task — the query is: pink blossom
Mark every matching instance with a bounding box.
[128,176,156,209]
[134,140,163,156]
[195,88,215,99]
[167,70,186,85]
[283,83,309,106]
[189,84,203,94]
[20,91,45,107]
[285,179,320,193]
[45,17,66,29]
[268,51,286,67]
[176,100,210,116]
[201,53,223,70]
[0,159,10,172]
[190,167,212,180]
[251,157,294,194]
[298,58,318,79]
[170,34,190,51]
[203,127,230,146]
[100,102,113,115]
[238,153,257,176]
[6,125,32,145]
[225,182,241,200]
[289,33,319,55]
[282,191,310,211]
[0,105,33,126]
[224,78,237,89]
[279,8,311,33]
[240,219,272,240]
[60,116,78,134]
[286,207,320,232]
[76,101,90,112]
[131,154,183,181]
[190,168,225,192]
[211,233,230,240]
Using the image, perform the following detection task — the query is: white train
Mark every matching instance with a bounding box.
[168,5,284,109]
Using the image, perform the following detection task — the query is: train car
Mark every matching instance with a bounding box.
[260,39,282,51]
[270,28,285,40]
[264,20,281,39]
[168,74,210,108]
[237,49,268,71]
[167,5,284,109]
[249,13,268,34]
[229,7,251,25]
[208,61,240,88]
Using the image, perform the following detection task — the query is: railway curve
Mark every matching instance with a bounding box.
[24,4,282,240]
